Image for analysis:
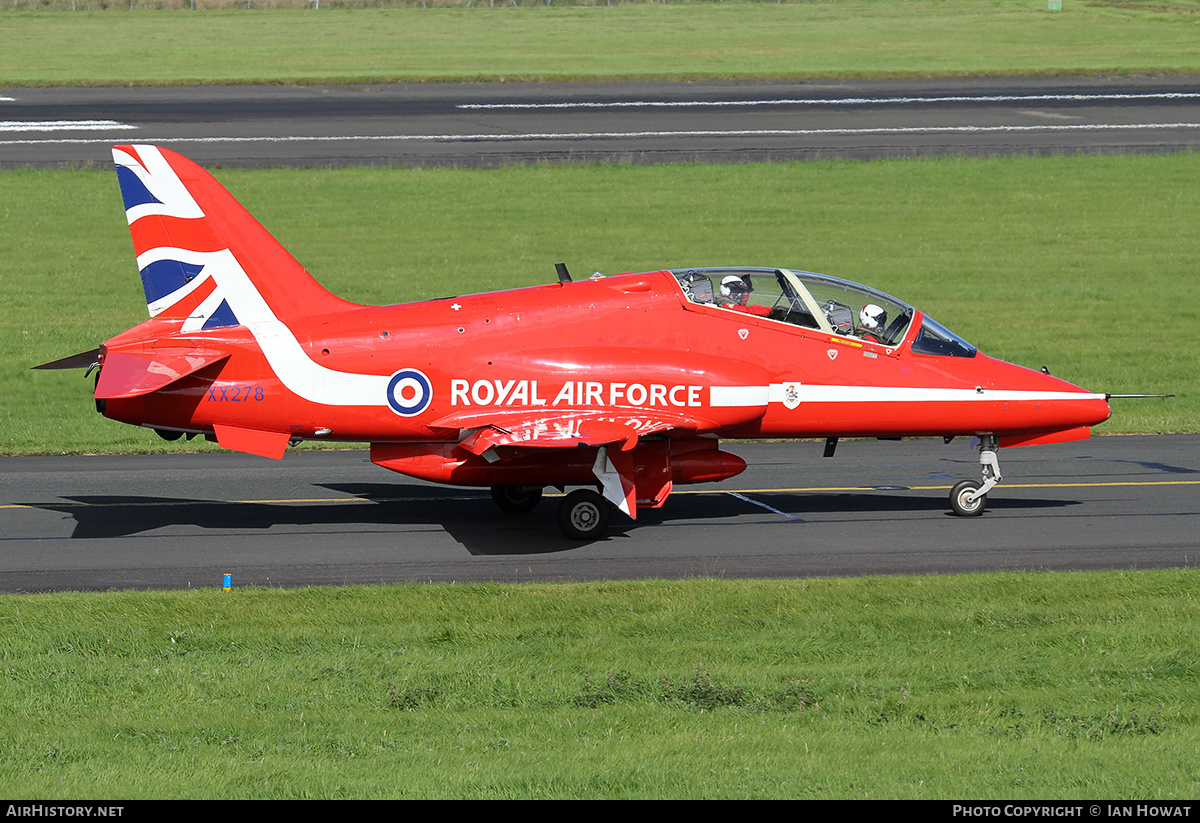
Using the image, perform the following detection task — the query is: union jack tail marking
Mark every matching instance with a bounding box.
[112,145,357,333]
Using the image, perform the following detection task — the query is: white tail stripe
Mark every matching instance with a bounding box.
[185,288,230,334]
[197,248,387,406]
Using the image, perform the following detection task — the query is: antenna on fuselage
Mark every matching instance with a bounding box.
[555,262,572,283]
[1106,394,1174,399]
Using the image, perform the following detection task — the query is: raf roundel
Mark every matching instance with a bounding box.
[386,368,433,417]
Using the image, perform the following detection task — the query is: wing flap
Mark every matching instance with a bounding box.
[460,416,649,457]
[430,408,703,456]
[429,408,709,520]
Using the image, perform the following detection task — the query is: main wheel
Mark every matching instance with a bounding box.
[490,485,543,513]
[950,480,987,517]
[558,489,611,540]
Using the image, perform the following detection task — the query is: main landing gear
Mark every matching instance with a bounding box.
[949,435,1002,517]
[490,485,613,540]
[489,485,543,513]
[557,489,611,541]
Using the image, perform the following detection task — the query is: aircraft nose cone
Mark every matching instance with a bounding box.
[975,355,1111,434]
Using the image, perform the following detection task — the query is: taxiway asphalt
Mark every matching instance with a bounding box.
[4,75,1200,168]
[2,435,1195,592]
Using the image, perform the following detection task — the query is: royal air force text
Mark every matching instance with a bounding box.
[450,380,704,408]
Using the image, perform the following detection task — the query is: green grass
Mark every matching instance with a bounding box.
[3,1,1200,86]
[3,153,1195,454]
[1,572,1196,798]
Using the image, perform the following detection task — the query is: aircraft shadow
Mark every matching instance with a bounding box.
[739,491,1079,517]
[28,489,637,555]
[319,483,722,554]
[28,485,1081,554]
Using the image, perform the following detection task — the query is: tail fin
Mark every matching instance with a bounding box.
[112,145,359,332]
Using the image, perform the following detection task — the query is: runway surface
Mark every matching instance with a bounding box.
[2,435,1196,592]
[4,75,1200,168]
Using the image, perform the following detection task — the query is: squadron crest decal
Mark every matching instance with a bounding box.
[782,382,802,410]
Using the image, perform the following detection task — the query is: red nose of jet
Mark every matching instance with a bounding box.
[975,354,1111,440]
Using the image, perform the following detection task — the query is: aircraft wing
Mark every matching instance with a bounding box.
[427,407,711,518]
[428,407,703,456]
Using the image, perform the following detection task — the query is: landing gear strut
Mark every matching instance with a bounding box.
[949,435,1002,517]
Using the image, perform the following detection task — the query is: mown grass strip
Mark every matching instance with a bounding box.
[3,2,1200,86]
[1,571,1196,798]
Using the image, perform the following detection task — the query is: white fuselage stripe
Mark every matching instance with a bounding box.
[202,249,389,406]
[710,385,771,407]
[708,383,1105,407]
[794,385,1105,403]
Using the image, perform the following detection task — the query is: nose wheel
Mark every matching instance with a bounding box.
[949,435,1001,517]
[950,480,987,516]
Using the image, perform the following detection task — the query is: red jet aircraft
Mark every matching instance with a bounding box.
[38,145,1114,539]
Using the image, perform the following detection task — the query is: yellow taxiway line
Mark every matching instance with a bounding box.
[4,479,1199,510]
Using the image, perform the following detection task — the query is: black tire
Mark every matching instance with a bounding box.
[490,485,543,513]
[950,480,987,517]
[558,489,611,540]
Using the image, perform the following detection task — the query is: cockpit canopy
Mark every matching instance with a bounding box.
[670,267,975,357]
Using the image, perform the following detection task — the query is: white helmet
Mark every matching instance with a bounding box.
[721,275,752,304]
[860,303,886,331]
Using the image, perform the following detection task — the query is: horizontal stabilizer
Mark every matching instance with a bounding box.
[94,348,229,399]
[33,349,101,371]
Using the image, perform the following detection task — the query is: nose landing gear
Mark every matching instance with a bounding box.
[950,435,1001,517]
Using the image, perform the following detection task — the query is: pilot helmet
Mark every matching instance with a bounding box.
[860,303,887,331]
[720,275,752,304]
